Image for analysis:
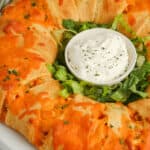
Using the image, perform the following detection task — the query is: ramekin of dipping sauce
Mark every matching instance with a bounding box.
[65,28,137,85]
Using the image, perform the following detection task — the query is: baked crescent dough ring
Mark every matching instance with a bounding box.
[0,0,150,150]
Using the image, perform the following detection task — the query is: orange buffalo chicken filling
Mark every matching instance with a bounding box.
[0,0,150,150]
[5,90,149,149]
[126,0,150,26]
[0,21,44,89]
[127,0,150,13]
[2,0,60,28]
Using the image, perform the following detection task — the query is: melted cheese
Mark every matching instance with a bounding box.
[0,0,149,150]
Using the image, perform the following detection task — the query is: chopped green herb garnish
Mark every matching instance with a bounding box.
[25,90,29,93]
[24,14,30,19]
[8,69,19,76]
[3,76,10,82]
[60,104,69,109]
[31,2,36,7]
[63,120,69,125]
[119,139,125,145]
[12,70,19,76]
[45,15,48,21]
[27,27,30,30]
[109,124,114,128]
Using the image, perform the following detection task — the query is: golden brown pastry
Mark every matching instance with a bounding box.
[74,0,97,21]
[94,0,128,23]
[0,0,150,150]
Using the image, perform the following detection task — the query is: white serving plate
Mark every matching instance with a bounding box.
[0,124,35,150]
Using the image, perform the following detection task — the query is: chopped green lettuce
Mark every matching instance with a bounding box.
[46,64,55,74]
[46,16,150,103]
[63,19,111,33]
[62,80,83,94]
[111,62,150,101]
[60,89,70,98]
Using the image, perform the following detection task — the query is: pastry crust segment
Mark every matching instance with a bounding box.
[0,0,150,150]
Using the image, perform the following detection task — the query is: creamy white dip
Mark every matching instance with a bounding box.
[65,28,136,85]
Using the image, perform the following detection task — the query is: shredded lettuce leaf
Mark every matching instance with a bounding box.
[63,19,111,33]
[111,62,150,101]
[46,15,150,103]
